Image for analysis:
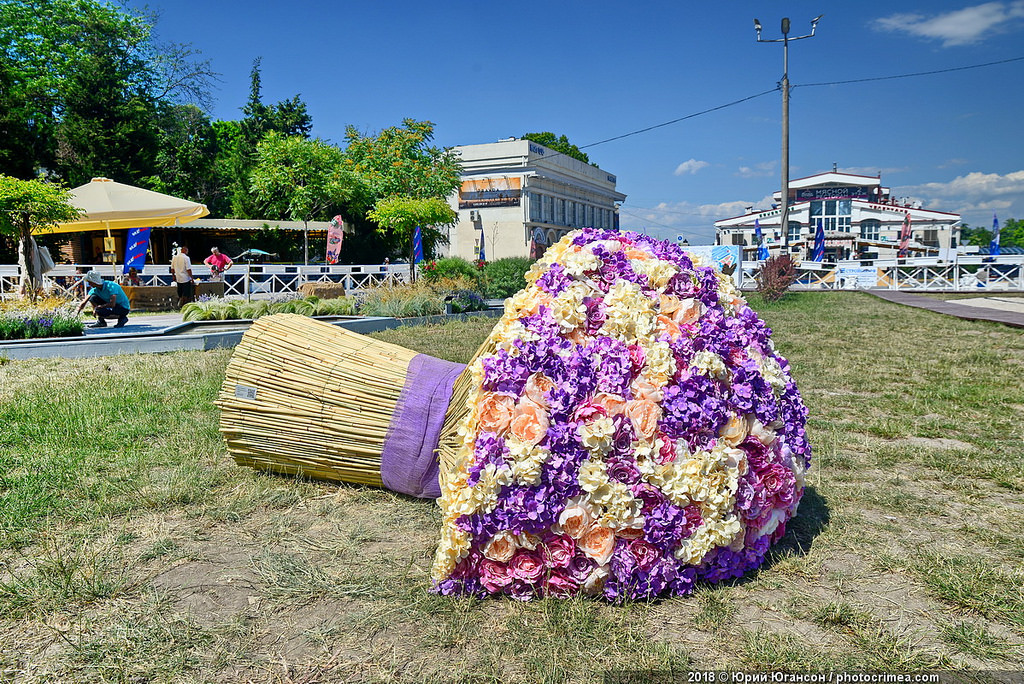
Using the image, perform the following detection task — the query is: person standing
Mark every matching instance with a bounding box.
[203,246,233,281]
[170,245,195,307]
[76,270,131,328]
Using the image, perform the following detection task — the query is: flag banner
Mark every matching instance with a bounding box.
[811,220,825,261]
[898,213,912,257]
[413,225,424,263]
[478,228,486,262]
[326,215,344,265]
[754,219,768,260]
[122,226,151,274]
[990,213,1001,256]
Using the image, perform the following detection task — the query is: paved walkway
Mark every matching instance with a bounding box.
[870,291,1024,329]
[83,313,185,337]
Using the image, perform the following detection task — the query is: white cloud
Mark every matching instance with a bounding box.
[896,169,1024,226]
[873,2,1024,46]
[736,162,775,178]
[673,159,709,176]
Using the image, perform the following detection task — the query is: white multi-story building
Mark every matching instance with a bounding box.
[444,139,626,260]
[714,171,961,261]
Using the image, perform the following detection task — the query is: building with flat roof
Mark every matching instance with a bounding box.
[714,171,961,261]
[444,139,626,260]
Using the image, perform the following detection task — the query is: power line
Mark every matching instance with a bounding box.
[576,56,1024,152]
[579,88,779,150]
[795,55,1024,88]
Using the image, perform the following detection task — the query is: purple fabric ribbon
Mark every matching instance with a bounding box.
[380,354,466,498]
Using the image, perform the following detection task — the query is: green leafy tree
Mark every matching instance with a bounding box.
[142,104,221,210]
[961,219,1023,249]
[0,176,81,298]
[367,196,456,280]
[249,132,353,264]
[0,0,214,182]
[342,119,461,263]
[343,119,461,208]
[227,59,314,219]
[522,132,591,165]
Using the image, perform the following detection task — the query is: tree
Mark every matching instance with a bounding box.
[342,119,462,209]
[227,59,315,218]
[0,0,215,182]
[0,176,81,299]
[522,132,591,165]
[961,219,1023,250]
[367,196,456,280]
[249,132,353,264]
[341,119,461,263]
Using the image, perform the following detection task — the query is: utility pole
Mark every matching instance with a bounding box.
[755,15,823,250]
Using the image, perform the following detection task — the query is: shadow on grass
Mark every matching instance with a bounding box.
[765,485,831,564]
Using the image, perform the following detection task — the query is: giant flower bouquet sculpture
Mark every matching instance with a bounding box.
[218,227,811,602]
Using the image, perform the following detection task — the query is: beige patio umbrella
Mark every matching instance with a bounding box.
[33,177,209,235]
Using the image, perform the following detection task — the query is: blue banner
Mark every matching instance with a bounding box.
[122,226,150,274]
[990,213,1001,256]
[413,225,424,263]
[754,219,768,260]
[811,220,825,261]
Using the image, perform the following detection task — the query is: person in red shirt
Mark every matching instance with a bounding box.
[204,247,233,281]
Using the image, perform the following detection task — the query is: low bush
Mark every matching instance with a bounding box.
[755,254,799,302]
[0,301,84,339]
[180,296,357,322]
[422,257,481,287]
[358,283,444,318]
[482,257,534,299]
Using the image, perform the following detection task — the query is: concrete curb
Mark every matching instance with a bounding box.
[0,309,503,360]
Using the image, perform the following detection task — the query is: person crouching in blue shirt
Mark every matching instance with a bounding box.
[76,270,131,328]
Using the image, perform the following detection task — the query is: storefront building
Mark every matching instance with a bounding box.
[714,172,961,261]
[445,139,626,260]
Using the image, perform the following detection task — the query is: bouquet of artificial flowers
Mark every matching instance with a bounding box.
[430,227,811,600]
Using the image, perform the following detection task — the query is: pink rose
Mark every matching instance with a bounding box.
[544,570,579,598]
[629,539,660,571]
[541,535,576,569]
[508,550,545,583]
[760,463,794,496]
[573,401,607,423]
[480,559,513,593]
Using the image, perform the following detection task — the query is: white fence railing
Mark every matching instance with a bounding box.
[739,255,1024,292]
[0,263,410,299]
[3,256,1022,299]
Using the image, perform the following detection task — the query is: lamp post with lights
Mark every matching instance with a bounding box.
[755,14,823,249]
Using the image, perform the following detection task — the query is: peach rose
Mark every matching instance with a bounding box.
[630,376,663,403]
[656,314,681,339]
[511,398,550,445]
[624,248,649,261]
[557,504,594,540]
[593,392,627,416]
[671,298,703,326]
[626,399,661,440]
[579,526,616,565]
[483,531,517,563]
[719,414,750,447]
[478,392,515,434]
[659,294,681,316]
[524,372,554,408]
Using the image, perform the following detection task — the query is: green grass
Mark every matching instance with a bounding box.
[1,292,1023,681]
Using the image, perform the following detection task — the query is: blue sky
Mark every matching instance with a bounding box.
[136,0,1024,244]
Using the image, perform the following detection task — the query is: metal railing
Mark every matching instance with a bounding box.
[0,263,410,299]
[740,255,1024,292]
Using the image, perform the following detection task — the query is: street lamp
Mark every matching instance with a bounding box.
[755,14,823,249]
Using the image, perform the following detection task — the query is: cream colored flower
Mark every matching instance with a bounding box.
[483,531,518,562]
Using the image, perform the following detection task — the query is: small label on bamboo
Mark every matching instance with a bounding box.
[234,384,258,400]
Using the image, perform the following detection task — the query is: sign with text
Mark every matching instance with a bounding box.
[791,186,875,202]
[459,177,521,208]
[681,245,742,288]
